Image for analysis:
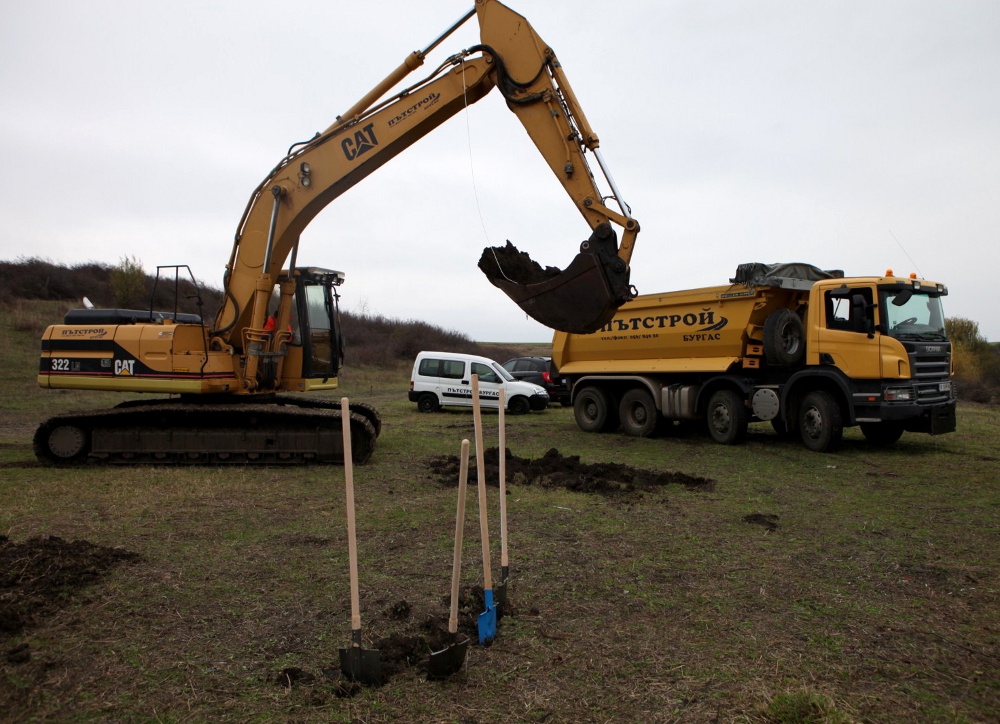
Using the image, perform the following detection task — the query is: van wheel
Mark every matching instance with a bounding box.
[799,390,843,452]
[706,389,747,445]
[860,421,904,446]
[508,396,530,416]
[763,309,806,366]
[619,388,658,437]
[574,386,615,433]
[416,394,440,413]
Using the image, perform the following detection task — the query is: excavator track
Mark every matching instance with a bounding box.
[33,397,381,466]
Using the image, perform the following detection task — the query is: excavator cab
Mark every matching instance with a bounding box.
[292,267,345,381]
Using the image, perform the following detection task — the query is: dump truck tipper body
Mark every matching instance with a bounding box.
[552,263,957,451]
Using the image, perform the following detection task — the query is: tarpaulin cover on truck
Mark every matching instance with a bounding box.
[731,263,845,290]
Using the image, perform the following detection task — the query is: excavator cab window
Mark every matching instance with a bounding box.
[295,269,345,379]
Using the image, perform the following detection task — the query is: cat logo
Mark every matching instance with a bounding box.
[341,123,378,161]
[114,359,136,376]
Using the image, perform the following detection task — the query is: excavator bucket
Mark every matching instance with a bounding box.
[478,224,632,335]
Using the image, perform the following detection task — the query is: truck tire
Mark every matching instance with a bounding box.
[763,309,805,366]
[416,393,440,413]
[619,388,658,437]
[574,386,616,433]
[798,390,843,452]
[706,389,748,445]
[860,421,905,446]
[508,395,530,416]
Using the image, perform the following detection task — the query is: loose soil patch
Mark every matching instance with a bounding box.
[428,447,714,495]
[0,535,142,641]
[478,241,562,285]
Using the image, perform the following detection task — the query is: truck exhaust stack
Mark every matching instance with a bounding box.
[478,224,633,335]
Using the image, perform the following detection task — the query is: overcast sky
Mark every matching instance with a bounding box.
[2,0,997,343]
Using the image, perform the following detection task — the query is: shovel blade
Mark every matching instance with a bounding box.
[478,588,496,645]
[427,636,470,679]
[495,577,508,622]
[339,645,382,687]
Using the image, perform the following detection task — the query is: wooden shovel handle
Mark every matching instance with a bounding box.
[471,375,492,591]
[341,397,362,632]
[498,387,508,569]
[449,439,470,635]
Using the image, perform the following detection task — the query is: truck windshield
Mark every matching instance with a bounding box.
[880,288,947,341]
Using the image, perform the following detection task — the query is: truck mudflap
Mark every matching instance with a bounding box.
[881,400,957,434]
[478,223,633,335]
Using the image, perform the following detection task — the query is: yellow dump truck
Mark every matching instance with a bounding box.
[551,263,956,452]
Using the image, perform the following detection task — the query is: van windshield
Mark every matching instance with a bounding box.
[492,362,515,382]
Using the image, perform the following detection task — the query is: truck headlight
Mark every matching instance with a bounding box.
[884,388,913,402]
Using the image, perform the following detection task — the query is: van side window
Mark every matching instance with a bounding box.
[471,362,499,383]
[418,358,465,379]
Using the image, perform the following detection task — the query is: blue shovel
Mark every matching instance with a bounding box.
[471,375,496,645]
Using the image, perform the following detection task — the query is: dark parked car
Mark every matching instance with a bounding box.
[502,356,570,405]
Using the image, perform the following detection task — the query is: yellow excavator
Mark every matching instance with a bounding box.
[35,0,640,465]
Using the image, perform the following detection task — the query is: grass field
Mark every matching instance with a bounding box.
[1,312,998,723]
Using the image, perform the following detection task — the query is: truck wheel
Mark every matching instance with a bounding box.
[416,393,440,413]
[860,421,905,446]
[574,386,615,433]
[763,309,805,366]
[508,396,530,416]
[706,389,747,445]
[799,391,843,452]
[619,388,658,437]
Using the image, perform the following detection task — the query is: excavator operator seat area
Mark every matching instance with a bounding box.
[291,268,345,379]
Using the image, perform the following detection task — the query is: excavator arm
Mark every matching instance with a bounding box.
[215,0,639,359]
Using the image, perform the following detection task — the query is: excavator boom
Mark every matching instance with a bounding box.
[218,0,639,347]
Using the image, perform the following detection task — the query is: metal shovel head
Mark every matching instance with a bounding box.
[339,643,382,687]
[427,634,470,679]
[478,588,497,645]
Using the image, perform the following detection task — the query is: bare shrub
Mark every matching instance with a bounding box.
[947,317,999,404]
[109,255,148,308]
[0,258,222,317]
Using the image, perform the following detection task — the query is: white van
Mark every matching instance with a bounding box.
[409,351,549,414]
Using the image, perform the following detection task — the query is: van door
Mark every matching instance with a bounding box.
[422,357,467,407]
[470,361,502,409]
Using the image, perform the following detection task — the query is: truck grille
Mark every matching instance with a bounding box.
[907,343,952,404]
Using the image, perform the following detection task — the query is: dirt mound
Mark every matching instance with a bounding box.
[428,447,714,495]
[0,535,143,639]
